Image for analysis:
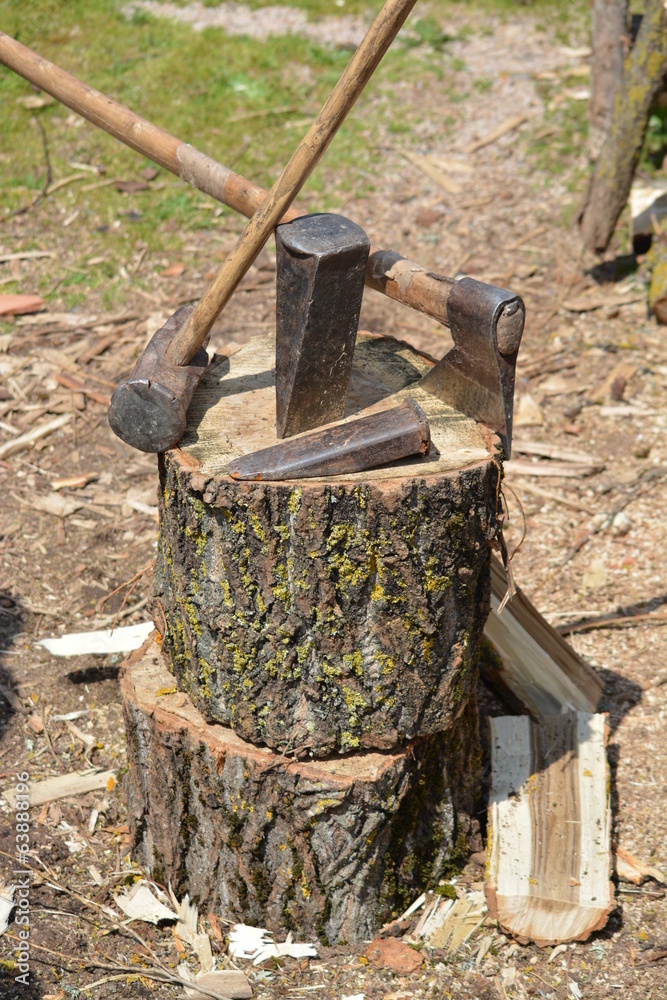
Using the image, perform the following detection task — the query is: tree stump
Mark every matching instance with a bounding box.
[122,329,501,940]
[121,639,482,944]
[153,332,499,756]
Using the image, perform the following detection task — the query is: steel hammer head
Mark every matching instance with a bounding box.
[108,305,209,453]
[419,277,524,458]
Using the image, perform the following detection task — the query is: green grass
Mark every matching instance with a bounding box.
[0,1,456,256]
[0,0,590,312]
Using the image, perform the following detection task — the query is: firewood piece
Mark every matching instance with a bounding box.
[120,641,481,945]
[483,555,603,718]
[486,712,613,945]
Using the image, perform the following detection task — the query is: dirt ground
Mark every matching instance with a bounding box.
[1,5,666,999]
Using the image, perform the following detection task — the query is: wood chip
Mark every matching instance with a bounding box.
[51,473,98,491]
[513,392,544,427]
[16,93,54,109]
[486,713,613,945]
[399,149,462,194]
[0,414,71,460]
[161,262,187,277]
[507,480,595,514]
[563,292,644,312]
[114,881,178,924]
[28,712,45,734]
[0,251,55,263]
[586,362,637,404]
[0,294,46,316]
[503,459,604,478]
[183,971,252,1000]
[14,491,82,518]
[115,179,150,193]
[513,439,600,464]
[427,892,487,952]
[16,311,140,330]
[615,846,665,885]
[2,768,116,808]
[364,937,423,974]
[39,622,155,656]
[465,114,528,154]
[55,372,111,406]
[0,684,27,713]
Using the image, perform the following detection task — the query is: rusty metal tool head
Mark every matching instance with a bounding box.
[106,0,417,455]
[275,212,370,439]
[107,306,209,454]
[227,398,430,481]
[419,277,524,458]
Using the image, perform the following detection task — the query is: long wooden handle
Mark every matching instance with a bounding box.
[168,0,417,365]
[0,27,455,332]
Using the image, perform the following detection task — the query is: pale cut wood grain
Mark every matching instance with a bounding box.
[486,713,613,946]
[483,555,603,718]
[179,332,491,481]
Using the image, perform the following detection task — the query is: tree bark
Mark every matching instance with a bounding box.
[121,639,483,944]
[578,0,667,253]
[152,332,500,757]
[588,0,627,159]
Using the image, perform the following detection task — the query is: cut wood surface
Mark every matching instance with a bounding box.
[154,332,499,755]
[483,555,603,718]
[121,641,481,944]
[486,712,613,946]
[178,331,492,481]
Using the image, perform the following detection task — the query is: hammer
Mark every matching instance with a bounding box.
[105,0,417,453]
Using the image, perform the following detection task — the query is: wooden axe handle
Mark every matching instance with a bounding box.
[170,0,417,365]
[0,28,454,331]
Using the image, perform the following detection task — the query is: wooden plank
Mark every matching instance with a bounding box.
[483,555,603,717]
[485,713,613,946]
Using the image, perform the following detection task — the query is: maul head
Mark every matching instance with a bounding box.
[107,306,209,454]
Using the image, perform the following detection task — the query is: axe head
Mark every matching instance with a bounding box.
[419,277,524,458]
[108,305,209,453]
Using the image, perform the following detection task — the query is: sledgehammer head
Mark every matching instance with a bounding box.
[108,305,209,453]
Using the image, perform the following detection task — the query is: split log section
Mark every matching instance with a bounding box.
[122,331,502,941]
